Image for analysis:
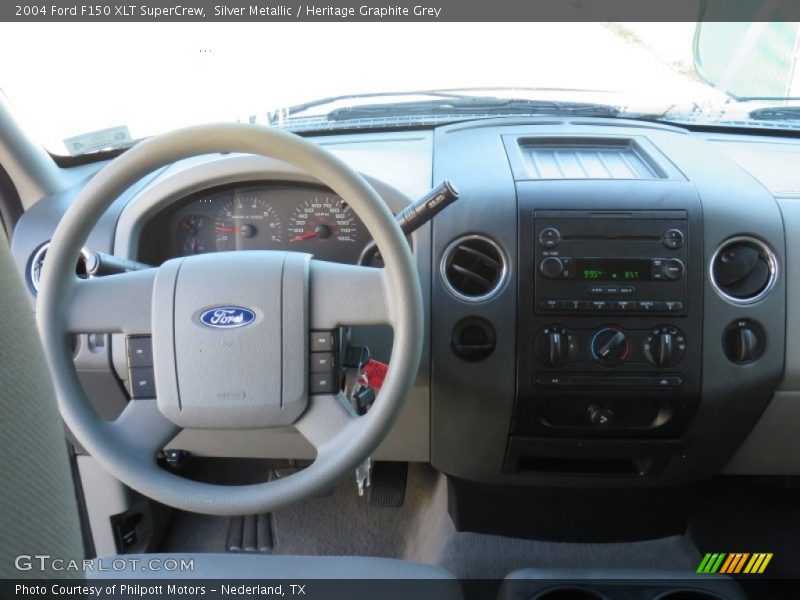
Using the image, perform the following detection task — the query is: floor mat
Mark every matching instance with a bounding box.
[159,463,700,578]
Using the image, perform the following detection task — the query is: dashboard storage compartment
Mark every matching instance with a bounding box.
[504,437,683,477]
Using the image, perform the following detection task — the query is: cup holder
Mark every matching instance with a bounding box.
[655,591,725,600]
[532,588,606,600]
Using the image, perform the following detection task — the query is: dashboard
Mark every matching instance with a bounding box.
[137,184,371,266]
[9,120,800,489]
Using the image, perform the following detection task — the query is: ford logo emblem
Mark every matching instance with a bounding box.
[199,306,256,329]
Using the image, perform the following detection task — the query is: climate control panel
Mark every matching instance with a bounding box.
[534,324,686,370]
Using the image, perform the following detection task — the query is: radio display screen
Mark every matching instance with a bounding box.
[574,258,651,281]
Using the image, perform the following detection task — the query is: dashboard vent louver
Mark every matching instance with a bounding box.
[441,235,507,301]
[29,242,90,294]
[710,237,777,304]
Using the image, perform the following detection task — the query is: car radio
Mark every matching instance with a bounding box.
[534,210,689,315]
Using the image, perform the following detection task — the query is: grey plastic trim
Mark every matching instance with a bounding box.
[0,94,65,208]
[439,234,509,303]
[708,235,779,305]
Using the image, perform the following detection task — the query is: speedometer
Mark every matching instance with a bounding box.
[214,192,283,251]
[287,195,359,246]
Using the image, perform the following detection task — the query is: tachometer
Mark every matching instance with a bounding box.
[214,192,283,251]
[287,195,359,246]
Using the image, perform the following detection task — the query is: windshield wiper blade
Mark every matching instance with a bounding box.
[268,90,471,123]
[324,98,620,120]
[748,106,800,121]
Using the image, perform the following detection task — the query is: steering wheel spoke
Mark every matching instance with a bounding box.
[108,398,181,457]
[295,393,359,452]
[309,260,390,328]
[65,269,155,334]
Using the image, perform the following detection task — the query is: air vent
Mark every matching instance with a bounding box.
[441,235,507,302]
[710,236,778,304]
[29,242,91,294]
[451,317,496,361]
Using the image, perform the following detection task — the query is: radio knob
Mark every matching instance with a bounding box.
[538,227,561,248]
[539,256,564,279]
[662,258,685,281]
[591,326,630,365]
[534,326,575,367]
[645,326,686,367]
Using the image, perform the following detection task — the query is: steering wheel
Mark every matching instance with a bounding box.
[36,124,424,515]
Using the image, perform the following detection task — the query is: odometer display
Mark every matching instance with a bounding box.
[574,258,651,281]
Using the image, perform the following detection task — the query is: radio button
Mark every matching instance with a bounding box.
[659,300,684,312]
[564,299,588,311]
[538,227,561,248]
[588,286,605,295]
[539,299,560,311]
[637,300,657,311]
[590,300,608,311]
[619,286,636,295]
[653,375,683,387]
[663,228,685,250]
[615,300,636,311]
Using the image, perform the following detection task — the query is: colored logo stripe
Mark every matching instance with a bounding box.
[697,553,726,573]
[744,553,773,574]
[698,552,773,574]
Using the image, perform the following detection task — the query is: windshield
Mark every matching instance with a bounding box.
[0,22,798,157]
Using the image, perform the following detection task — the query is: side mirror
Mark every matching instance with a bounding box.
[693,19,800,98]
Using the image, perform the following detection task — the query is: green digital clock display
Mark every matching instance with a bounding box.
[574,258,651,282]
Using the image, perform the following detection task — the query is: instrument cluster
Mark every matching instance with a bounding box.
[141,184,370,265]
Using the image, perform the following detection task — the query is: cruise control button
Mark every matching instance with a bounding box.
[129,367,156,398]
[126,336,153,368]
[310,352,337,373]
[310,372,339,394]
[310,331,335,352]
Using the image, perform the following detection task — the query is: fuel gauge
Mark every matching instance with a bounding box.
[178,214,207,255]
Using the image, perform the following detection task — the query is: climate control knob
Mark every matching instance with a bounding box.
[534,325,576,367]
[539,256,565,279]
[590,326,630,365]
[645,325,686,367]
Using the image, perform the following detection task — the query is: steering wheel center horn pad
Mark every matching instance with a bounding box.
[154,250,310,429]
